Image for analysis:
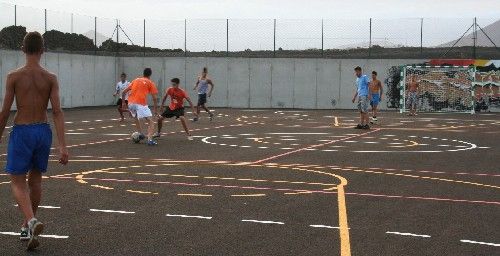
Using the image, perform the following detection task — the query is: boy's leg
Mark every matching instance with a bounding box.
[202,105,212,114]
[179,117,192,136]
[27,170,42,222]
[10,175,35,226]
[118,106,124,120]
[134,116,143,134]
[157,116,164,134]
[146,117,155,140]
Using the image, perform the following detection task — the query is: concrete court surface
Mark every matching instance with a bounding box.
[0,107,498,256]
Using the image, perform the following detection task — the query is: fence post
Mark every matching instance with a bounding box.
[14,5,17,26]
[273,19,276,57]
[420,18,423,57]
[143,19,146,56]
[368,18,372,58]
[226,19,229,57]
[473,17,477,59]
[44,9,47,33]
[94,17,97,54]
[71,13,74,34]
[116,19,119,55]
[321,19,324,58]
[184,19,187,57]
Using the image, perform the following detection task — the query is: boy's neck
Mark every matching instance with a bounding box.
[25,54,41,67]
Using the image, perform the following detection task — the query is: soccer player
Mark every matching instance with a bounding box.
[155,78,198,140]
[352,66,371,129]
[113,73,130,122]
[0,32,69,250]
[407,75,419,116]
[369,71,383,124]
[122,68,159,145]
[192,67,215,122]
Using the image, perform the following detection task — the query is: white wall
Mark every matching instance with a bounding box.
[0,49,424,110]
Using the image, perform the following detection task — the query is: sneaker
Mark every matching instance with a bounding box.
[372,117,378,122]
[362,124,371,130]
[192,117,199,122]
[355,124,363,129]
[153,132,161,138]
[147,140,158,146]
[138,134,146,141]
[209,113,214,121]
[27,218,44,250]
[20,227,29,241]
[187,135,194,141]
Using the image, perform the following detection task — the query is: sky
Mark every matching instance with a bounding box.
[0,0,499,51]
[3,0,500,20]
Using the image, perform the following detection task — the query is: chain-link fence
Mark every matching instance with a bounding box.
[1,3,499,59]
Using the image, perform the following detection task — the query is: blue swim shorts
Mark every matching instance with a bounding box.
[5,123,52,175]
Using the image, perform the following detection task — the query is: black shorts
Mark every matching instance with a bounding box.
[197,94,207,106]
[117,98,128,106]
[162,107,185,119]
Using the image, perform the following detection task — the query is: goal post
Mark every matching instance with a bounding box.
[400,65,476,114]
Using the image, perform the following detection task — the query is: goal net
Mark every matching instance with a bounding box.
[400,66,476,114]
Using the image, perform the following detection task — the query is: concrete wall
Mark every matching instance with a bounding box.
[0,49,424,110]
[0,50,117,110]
[119,57,425,110]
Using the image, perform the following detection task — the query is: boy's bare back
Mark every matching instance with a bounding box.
[8,66,57,125]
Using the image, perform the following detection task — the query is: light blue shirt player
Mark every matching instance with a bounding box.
[356,75,370,97]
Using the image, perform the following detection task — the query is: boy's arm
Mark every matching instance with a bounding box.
[113,83,119,96]
[160,90,169,109]
[193,78,200,90]
[208,79,215,97]
[49,75,69,165]
[152,93,158,116]
[352,91,358,103]
[0,74,15,142]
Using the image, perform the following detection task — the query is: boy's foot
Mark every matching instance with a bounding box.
[153,132,161,138]
[355,124,363,129]
[187,135,194,141]
[362,124,371,130]
[147,140,158,146]
[20,227,29,241]
[192,117,199,122]
[27,218,44,250]
[209,113,214,121]
[138,134,146,141]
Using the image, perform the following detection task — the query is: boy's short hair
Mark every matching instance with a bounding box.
[143,68,152,77]
[372,71,377,75]
[171,78,180,84]
[121,73,127,77]
[23,32,44,54]
[354,66,362,71]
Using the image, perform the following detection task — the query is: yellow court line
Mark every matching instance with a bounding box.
[127,190,158,195]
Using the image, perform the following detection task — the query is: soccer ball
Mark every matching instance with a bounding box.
[131,132,142,143]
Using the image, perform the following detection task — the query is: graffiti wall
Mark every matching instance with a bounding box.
[385,59,500,112]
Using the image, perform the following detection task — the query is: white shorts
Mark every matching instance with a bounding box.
[128,104,152,119]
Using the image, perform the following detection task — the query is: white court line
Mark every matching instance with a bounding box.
[241,219,285,225]
[309,225,349,229]
[460,239,500,247]
[89,209,135,214]
[14,204,60,209]
[166,214,212,220]
[386,231,431,238]
[0,232,68,239]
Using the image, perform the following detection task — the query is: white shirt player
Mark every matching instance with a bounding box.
[116,80,130,100]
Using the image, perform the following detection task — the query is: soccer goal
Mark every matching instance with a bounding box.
[400,66,476,114]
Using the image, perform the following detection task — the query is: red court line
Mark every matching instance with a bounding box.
[253,129,381,164]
